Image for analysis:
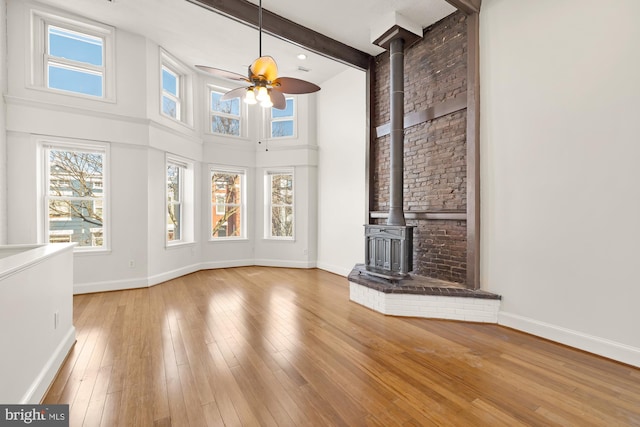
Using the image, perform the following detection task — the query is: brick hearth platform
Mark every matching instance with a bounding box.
[348,264,501,323]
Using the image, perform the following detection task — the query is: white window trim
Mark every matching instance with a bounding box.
[166,154,194,247]
[209,166,247,241]
[160,49,194,128]
[269,97,297,139]
[264,169,295,240]
[41,139,110,253]
[30,8,116,102]
[161,65,181,120]
[207,86,246,138]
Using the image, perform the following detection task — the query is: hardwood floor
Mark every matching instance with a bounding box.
[44,267,640,426]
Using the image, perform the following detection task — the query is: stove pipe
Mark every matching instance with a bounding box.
[387,37,406,226]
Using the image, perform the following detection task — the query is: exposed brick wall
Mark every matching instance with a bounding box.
[372,11,468,284]
[412,219,467,284]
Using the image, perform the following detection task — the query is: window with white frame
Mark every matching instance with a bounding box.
[210,88,241,136]
[160,50,193,125]
[270,97,296,138]
[166,156,194,245]
[44,142,108,250]
[161,65,181,120]
[31,10,115,99]
[166,161,182,242]
[211,168,245,239]
[266,170,294,239]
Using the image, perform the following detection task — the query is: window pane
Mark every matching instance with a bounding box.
[271,120,294,138]
[48,149,104,248]
[272,98,294,118]
[211,172,243,238]
[271,174,293,205]
[167,165,180,201]
[48,64,103,97]
[162,95,178,118]
[211,92,240,116]
[162,68,178,96]
[211,116,240,136]
[167,164,181,242]
[212,173,242,203]
[167,202,181,241]
[48,200,103,247]
[271,206,293,237]
[49,150,103,197]
[48,26,103,66]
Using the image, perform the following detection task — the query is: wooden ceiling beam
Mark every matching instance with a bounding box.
[186,0,372,70]
[444,0,481,15]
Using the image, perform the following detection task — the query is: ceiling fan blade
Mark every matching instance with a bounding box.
[221,86,249,101]
[273,77,321,94]
[195,65,249,83]
[250,56,278,82]
[269,89,287,110]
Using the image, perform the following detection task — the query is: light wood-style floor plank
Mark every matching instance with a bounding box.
[45,267,640,426]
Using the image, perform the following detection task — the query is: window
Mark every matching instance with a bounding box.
[44,142,108,250]
[266,170,294,239]
[166,162,183,242]
[210,89,241,136]
[161,65,180,120]
[211,168,245,239]
[271,98,296,138]
[166,155,194,245]
[159,50,193,125]
[31,10,115,99]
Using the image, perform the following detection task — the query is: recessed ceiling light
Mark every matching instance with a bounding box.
[297,53,307,60]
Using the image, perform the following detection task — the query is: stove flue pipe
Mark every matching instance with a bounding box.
[387,37,406,226]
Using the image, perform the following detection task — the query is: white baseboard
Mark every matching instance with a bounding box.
[74,276,148,294]
[499,312,640,368]
[199,259,255,270]
[147,263,202,286]
[316,261,351,277]
[254,259,317,269]
[21,326,75,404]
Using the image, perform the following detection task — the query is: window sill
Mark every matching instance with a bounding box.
[208,237,249,243]
[165,241,196,250]
[73,248,112,256]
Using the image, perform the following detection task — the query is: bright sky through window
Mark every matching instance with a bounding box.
[271,98,295,138]
[162,67,180,118]
[47,26,104,97]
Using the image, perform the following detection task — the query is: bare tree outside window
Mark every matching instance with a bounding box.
[211,171,243,238]
[268,172,294,238]
[211,91,241,136]
[47,148,105,247]
[167,164,181,241]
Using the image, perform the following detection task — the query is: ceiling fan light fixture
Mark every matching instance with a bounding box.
[244,88,257,104]
[260,96,273,108]
[256,86,270,102]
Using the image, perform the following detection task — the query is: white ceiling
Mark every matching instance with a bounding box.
[36,0,456,86]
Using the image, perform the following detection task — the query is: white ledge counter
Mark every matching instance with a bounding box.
[0,243,76,403]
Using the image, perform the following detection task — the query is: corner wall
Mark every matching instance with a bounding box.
[481,0,640,366]
[317,67,366,276]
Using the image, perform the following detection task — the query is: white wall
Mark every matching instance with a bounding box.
[316,67,367,276]
[0,0,7,244]
[481,0,640,366]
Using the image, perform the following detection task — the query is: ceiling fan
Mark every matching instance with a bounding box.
[196,0,320,110]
